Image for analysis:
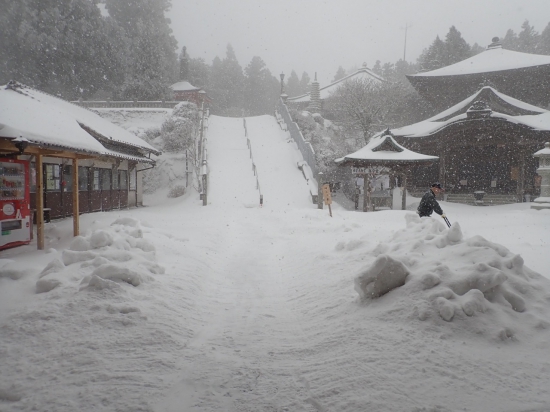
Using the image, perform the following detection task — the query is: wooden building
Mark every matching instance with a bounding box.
[407,38,550,110]
[169,81,211,106]
[382,86,550,200]
[0,81,160,249]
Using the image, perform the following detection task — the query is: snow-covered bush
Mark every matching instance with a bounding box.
[143,102,201,195]
[160,102,200,153]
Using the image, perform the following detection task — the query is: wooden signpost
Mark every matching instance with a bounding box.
[322,183,333,217]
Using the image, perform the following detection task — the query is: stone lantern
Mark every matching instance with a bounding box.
[531,142,550,210]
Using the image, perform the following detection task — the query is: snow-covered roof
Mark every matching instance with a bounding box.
[335,131,439,165]
[0,82,160,158]
[409,45,550,78]
[534,142,550,157]
[170,81,200,92]
[287,67,385,103]
[387,86,550,139]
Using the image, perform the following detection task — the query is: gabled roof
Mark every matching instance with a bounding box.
[335,130,438,165]
[382,86,550,139]
[0,82,160,160]
[408,45,550,78]
[170,81,201,92]
[287,67,385,103]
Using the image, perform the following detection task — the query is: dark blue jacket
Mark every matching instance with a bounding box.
[417,190,443,217]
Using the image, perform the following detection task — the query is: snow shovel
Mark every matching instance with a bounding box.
[442,215,451,228]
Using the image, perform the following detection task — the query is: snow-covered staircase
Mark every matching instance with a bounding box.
[206,116,260,208]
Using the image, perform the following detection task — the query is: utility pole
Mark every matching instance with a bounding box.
[403,23,408,62]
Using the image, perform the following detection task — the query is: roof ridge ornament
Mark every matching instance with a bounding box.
[487,36,502,50]
[467,100,492,119]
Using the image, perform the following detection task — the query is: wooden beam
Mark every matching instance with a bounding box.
[36,154,45,250]
[402,172,408,211]
[73,158,79,237]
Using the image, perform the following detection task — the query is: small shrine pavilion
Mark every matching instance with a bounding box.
[335,131,438,211]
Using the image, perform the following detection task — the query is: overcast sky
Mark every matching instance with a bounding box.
[167,0,550,86]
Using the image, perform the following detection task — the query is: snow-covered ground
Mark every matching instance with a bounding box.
[1,115,550,412]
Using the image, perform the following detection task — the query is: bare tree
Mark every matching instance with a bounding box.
[325,79,412,145]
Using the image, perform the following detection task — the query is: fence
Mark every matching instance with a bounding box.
[276,97,318,177]
[71,100,180,109]
[199,107,210,205]
[243,118,263,206]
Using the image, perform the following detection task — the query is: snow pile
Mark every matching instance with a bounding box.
[354,213,550,339]
[37,217,164,293]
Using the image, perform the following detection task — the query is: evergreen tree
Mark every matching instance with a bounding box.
[443,26,471,66]
[538,22,550,55]
[209,44,245,115]
[179,46,189,81]
[0,0,122,99]
[105,0,178,100]
[418,36,446,71]
[332,66,347,82]
[502,29,519,51]
[188,57,210,88]
[285,70,301,97]
[372,61,382,76]
[517,20,540,53]
[299,72,311,95]
[244,56,279,115]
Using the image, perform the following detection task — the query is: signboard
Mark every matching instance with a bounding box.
[352,167,367,174]
[322,184,332,205]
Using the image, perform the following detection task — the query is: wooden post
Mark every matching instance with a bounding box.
[439,145,446,187]
[36,154,44,250]
[363,174,369,212]
[317,172,324,209]
[401,172,408,210]
[72,158,79,237]
[518,150,526,202]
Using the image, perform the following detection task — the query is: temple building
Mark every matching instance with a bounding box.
[169,81,211,107]
[407,37,550,110]
[286,65,384,111]
[381,86,550,201]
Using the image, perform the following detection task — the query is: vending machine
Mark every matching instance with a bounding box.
[0,158,31,250]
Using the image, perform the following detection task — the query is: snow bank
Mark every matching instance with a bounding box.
[37,217,164,293]
[354,213,550,339]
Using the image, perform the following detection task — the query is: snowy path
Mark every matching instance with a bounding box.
[1,115,550,412]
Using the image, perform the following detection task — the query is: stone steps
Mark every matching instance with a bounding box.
[445,194,519,206]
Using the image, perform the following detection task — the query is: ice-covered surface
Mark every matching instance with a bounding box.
[1,114,550,412]
[409,45,550,77]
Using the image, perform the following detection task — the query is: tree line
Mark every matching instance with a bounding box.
[1,0,549,118]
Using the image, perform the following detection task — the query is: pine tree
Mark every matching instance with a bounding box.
[332,66,347,83]
[538,22,550,55]
[244,56,279,115]
[299,72,310,95]
[285,70,301,97]
[443,26,471,66]
[188,57,210,88]
[0,0,122,99]
[418,36,446,71]
[105,0,178,100]
[517,20,540,53]
[502,29,519,51]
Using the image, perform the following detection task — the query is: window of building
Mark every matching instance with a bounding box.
[78,166,89,191]
[63,165,72,192]
[120,170,128,190]
[101,168,111,190]
[112,169,119,190]
[45,164,61,191]
[93,169,100,190]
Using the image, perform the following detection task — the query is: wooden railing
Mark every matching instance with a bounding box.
[71,100,180,109]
